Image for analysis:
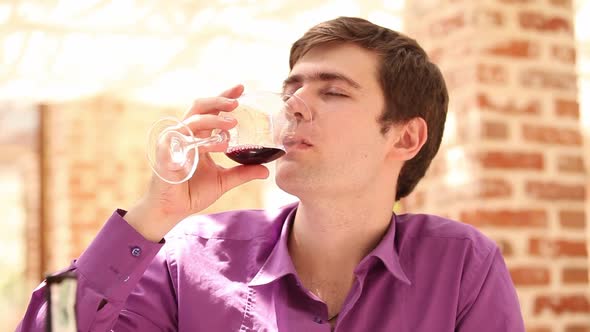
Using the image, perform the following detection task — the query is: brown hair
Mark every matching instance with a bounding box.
[289,17,449,200]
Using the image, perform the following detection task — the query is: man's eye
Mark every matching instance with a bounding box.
[324,91,348,97]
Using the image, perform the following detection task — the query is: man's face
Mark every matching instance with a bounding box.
[276,42,396,198]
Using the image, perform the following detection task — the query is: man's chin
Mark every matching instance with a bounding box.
[275,171,305,196]
[275,160,297,178]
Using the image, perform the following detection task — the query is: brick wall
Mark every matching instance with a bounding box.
[403,0,589,330]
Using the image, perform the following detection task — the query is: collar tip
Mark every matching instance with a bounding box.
[247,279,264,287]
[248,274,275,287]
[401,277,412,285]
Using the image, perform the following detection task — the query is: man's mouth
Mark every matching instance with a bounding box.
[283,136,313,150]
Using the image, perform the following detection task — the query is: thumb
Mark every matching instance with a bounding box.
[220,165,270,192]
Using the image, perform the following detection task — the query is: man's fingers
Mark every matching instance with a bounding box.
[220,165,270,192]
[180,114,235,152]
[182,114,237,135]
[184,85,244,118]
[219,84,245,99]
[185,97,239,118]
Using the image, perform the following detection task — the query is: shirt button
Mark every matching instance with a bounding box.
[313,316,324,324]
[131,247,141,257]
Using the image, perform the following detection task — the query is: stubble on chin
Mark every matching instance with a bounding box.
[275,165,312,196]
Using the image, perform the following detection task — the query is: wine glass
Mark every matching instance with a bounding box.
[147,91,312,184]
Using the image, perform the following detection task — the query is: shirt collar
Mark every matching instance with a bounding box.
[248,204,299,287]
[359,213,411,285]
[248,205,411,287]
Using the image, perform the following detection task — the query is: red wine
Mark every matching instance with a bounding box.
[225,145,286,165]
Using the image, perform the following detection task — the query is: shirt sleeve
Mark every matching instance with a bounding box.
[15,210,177,332]
[455,247,526,331]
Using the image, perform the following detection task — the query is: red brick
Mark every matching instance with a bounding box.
[527,327,551,332]
[522,124,582,146]
[529,238,588,257]
[71,161,97,170]
[477,93,540,115]
[549,0,573,9]
[477,178,513,198]
[551,45,577,65]
[495,238,514,256]
[519,11,573,33]
[520,69,577,90]
[565,324,590,332]
[429,12,465,37]
[498,0,534,3]
[526,181,586,201]
[534,294,590,315]
[481,120,509,140]
[562,267,589,284]
[479,151,544,170]
[429,45,473,63]
[477,63,509,84]
[510,266,550,286]
[460,209,548,228]
[70,191,97,200]
[557,155,586,173]
[555,98,580,119]
[69,176,82,187]
[71,223,96,236]
[559,210,587,229]
[475,9,504,27]
[445,178,513,203]
[485,40,540,58]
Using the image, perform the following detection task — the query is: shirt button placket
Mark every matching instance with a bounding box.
[313,316,324,324]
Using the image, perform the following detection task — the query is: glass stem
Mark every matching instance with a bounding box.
[185,131,228,151]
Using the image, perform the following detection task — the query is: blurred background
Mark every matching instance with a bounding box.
[0,0,588,331]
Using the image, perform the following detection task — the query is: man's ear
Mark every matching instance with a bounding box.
[388,117,428,161]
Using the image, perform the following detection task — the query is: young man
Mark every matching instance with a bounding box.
[17,17,525,331]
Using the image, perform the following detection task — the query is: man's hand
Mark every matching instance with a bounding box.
[125,84,270,241]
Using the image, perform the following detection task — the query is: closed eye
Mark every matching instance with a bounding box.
[324,91,349,98]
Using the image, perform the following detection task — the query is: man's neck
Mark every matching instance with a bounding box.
[288,190,395,280]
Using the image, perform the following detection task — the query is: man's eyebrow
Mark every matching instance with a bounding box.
[282,71,362,90]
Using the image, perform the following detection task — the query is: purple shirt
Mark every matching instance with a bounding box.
[17,203,525,331]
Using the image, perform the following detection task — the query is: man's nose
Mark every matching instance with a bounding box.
[284,91,313,124]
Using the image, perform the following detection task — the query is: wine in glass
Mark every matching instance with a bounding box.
[147,91,311,184]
